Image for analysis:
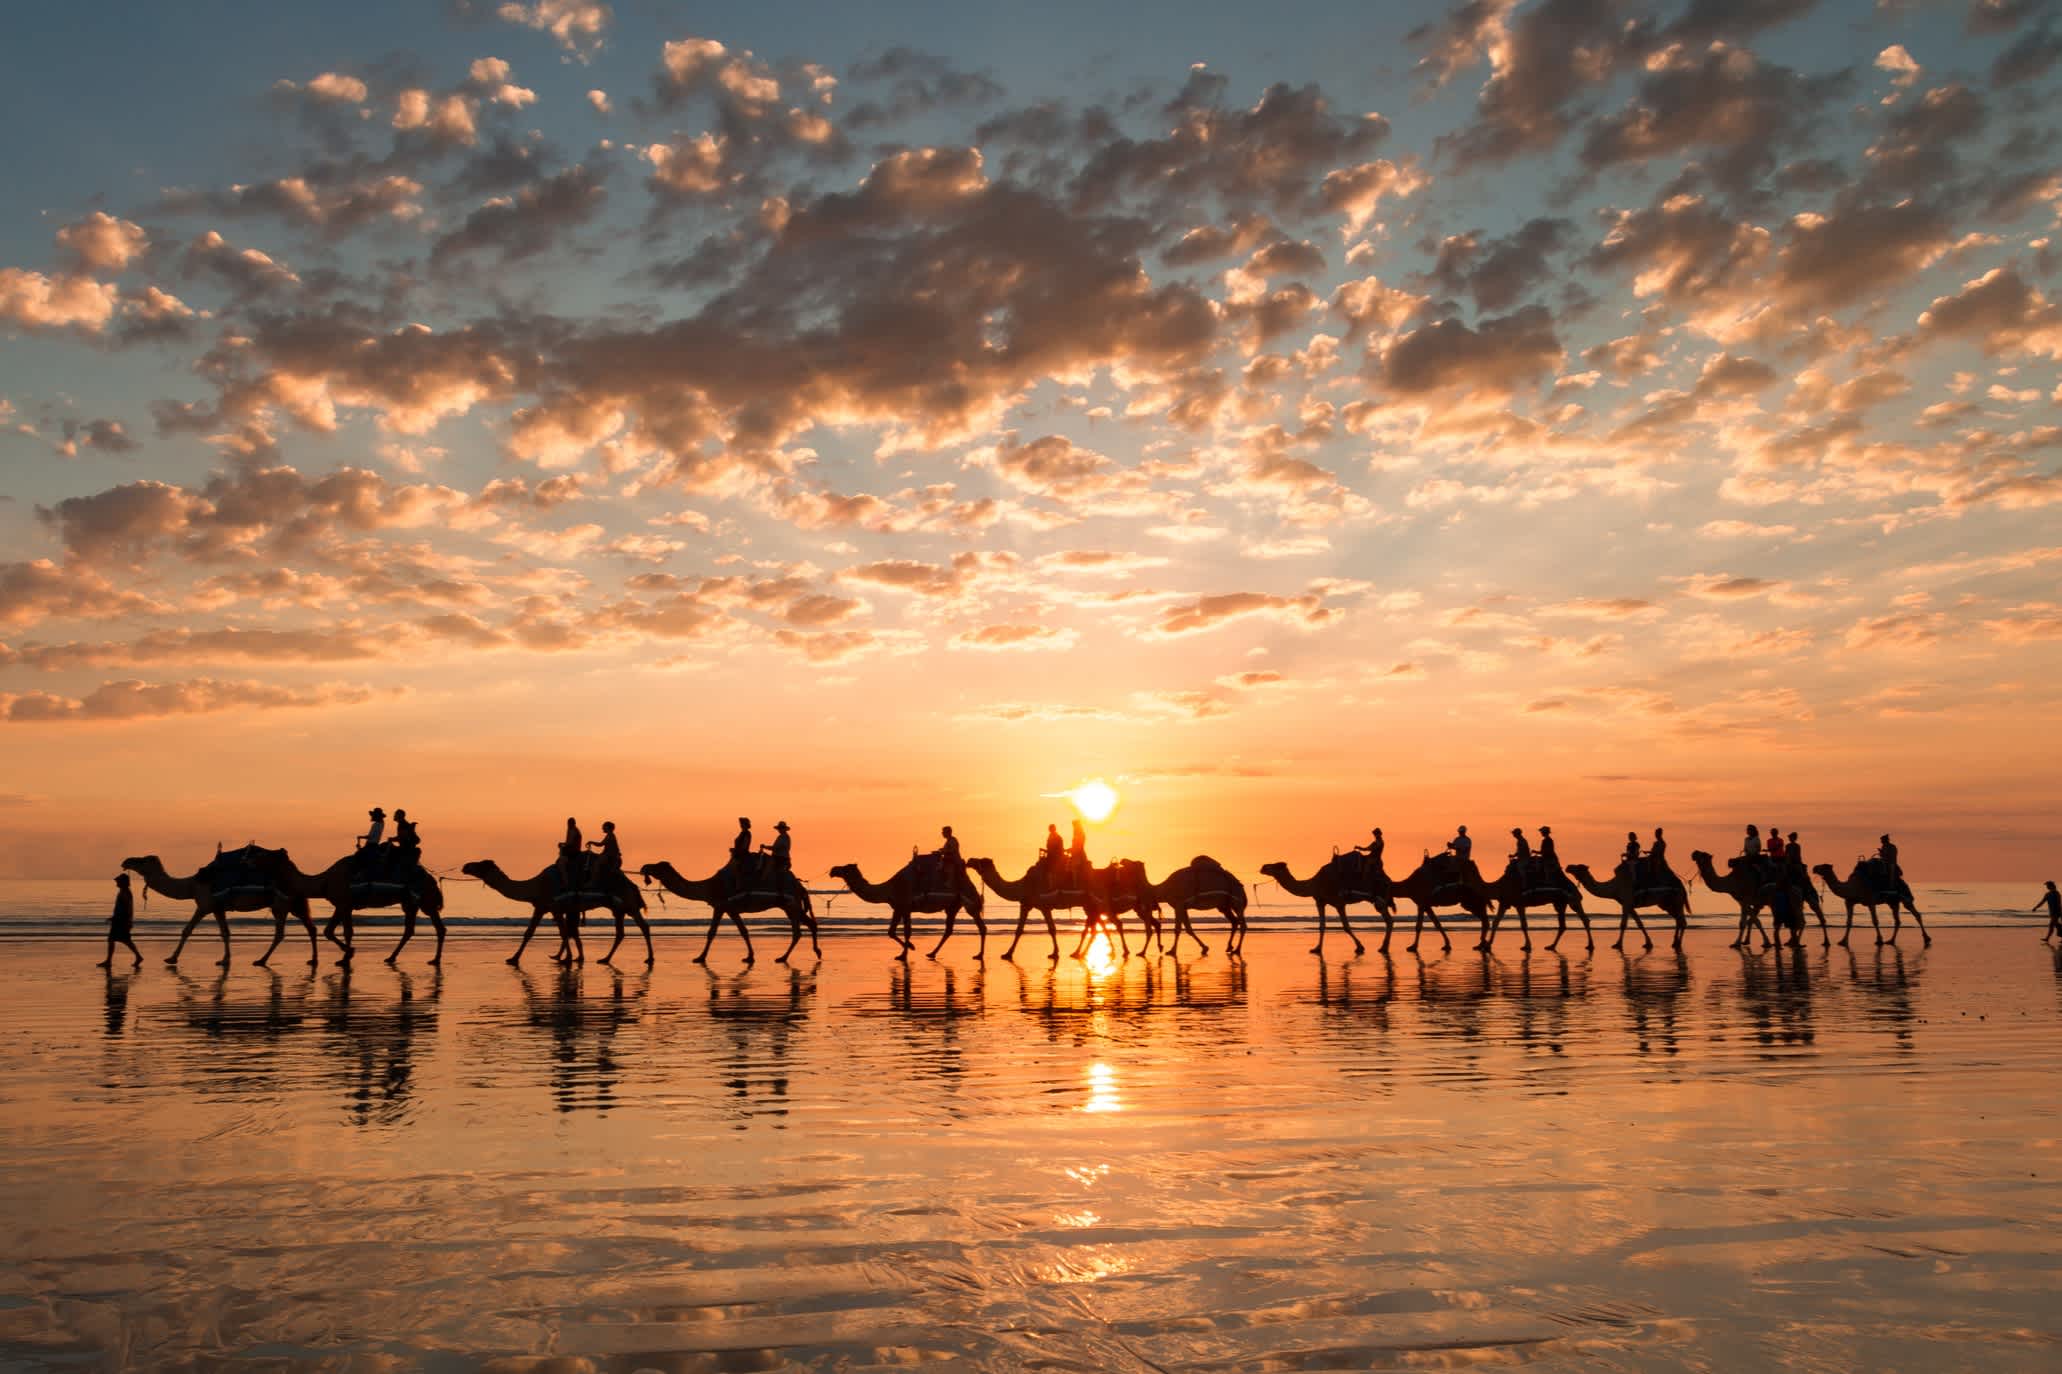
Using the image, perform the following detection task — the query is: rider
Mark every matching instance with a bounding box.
[1354,827,1385,869]
[1069,819,1088,885]
[1878,833,1900,879]
[1537,825,1561,878]
[764,821,792,876]
[1766,827,1787,863]
[1622,831,1642,870]
[586,820,621,880]
[935,825,964,877]
[1447,825,1472,865]
[1509,827,1532,865]
[390,808,420,876]
[1043,823,1065,875]
[1649,826,1669,873]
[358,807,386,851]
[558,817,583,886]
[1742,824,1762,861]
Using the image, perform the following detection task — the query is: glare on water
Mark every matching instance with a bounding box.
[1,929,2058,1370]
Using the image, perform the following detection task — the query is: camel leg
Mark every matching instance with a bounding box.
[1433,912,1453,953]
[508,909,545,965]
[929,906,956,959]
[1839,903,1854,946]
[166,910,204,965]
[1518,909,1533,953]
[1110,911,1130,958]
[1672,910,1686,950]
[256,909,288,967]
[969,907,987,961]
[1631,909,1652,951]
[725,910,750,965]
[210,910,232,968]
[1312,904,1329,956]
[808,905,822,958]
[694,910,722,964]
[1549,908,1569,952]
[299,907,320,965]
[1377,908,1393,955]
[428,910,445,966]
[1181,908,1209,957]
[777,910,802,964]
[388,906,415,964]
[1337,907,1365,956]
[1905,902,1930,946]
[1579,910,1595,951]
[1041,910,1060,961]
[1479,909,1499,952]
[1406,905,1424,954]
[596,908,628,966]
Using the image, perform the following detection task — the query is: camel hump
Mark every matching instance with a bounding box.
[1191,855,1221,872]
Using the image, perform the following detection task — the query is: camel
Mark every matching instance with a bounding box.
[1257,854,1395,955]
[1388,856,1493,955]
[963,856,1151,961]
[829,860,986,959]
[1144,857,1249,956]
[462,859,653,966]
[1565,862,1692,951]
[1812,862,1928,946]
[1481,859,1586,952]
[639,859,820,965]
[283,851,446,966]
[1072,860,1163,959]
[1691,851,1825,950]
[122,851,316,968]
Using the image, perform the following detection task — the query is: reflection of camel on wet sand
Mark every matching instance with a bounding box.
[1258,857,1395,955]
[1564,862,1692,951]
[1144,858,1248,956]
[831,860,986,960]
[1813,862,1928,946]
[463,859,653,966]
[123,852,316,969]
[639,859,820,966]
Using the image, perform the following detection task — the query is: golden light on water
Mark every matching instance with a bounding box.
[1064,778,1120,823]
[1082,929,1120,979]
[1083,1061,1122,1114]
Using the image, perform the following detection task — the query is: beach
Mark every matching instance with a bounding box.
[3,928,2058,1370]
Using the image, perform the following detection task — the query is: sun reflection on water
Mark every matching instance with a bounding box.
[1083,1059,1121,1113]
[1083,930,1119,979]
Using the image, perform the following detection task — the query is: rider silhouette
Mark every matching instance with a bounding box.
[764,821,792,876]
[1447,825,1472,864]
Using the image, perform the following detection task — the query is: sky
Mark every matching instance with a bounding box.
[2,0,2060,882]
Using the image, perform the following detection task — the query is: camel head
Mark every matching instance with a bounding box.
[460,859,500,882]
[637,860,671,886]
[1259,861,1292,884]
[1564,862,1592,878]
[120,855,159,876]
[1689,850,1715,867]
[828,863,860,884]
[1811,863,1836,878]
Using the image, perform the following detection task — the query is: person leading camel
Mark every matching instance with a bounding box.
[2035,881,2059,940]
[97,873,141,969]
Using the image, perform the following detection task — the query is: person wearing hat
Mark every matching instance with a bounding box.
[763,821,792,876]
[1446,824,1472,864]
[586,820,621,878]
[358,807,386,850]
[98,872,141,969]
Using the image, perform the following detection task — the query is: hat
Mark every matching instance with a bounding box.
[1541,825,1552,834]
[116,873,130,885]
[740,817,751,827]
[370,807,385,817]
[775,821,789,832]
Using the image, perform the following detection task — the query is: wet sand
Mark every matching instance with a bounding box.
[3,930,2059,1370]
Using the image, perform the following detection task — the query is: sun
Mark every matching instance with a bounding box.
[1065,778,1120,823]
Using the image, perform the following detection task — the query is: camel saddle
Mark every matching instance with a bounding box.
[199,844,286,895]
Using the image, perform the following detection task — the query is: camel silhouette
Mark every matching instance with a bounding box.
[123,851,315,969]
[829,860,986,960]
[639,859,820,966]
[463,859,653,966]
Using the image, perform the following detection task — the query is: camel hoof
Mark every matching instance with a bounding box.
[217,959,232,969]
[1441,942,1452,953]
[1351,942,1365,955]
[505,956,521,966]
[743,956,756,967]
[1406,943,1420,953]
[430,958,442,968]
[1308,945,1322,955]
[974,952,985,962]
[1838,938,1850,947]
[999,951,1015,962]
[253,959,269,968]
[164,957,179,966]
[597,957,614,967]
[383,956,398,967]
[1521,942,1532,952]
[691,954,707,965]
[1611,941,1623,950]
[776,954,791,965]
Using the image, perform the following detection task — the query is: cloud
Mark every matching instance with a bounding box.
[0,270,120,333]
[1369,305,1562,403]
[1916,266,2062,358]
[949,623,1078,652]
[431,163,609,265]
[497,1,611,59]
[0,678,379,723]
[0,559,164,628]
[55,213,148,273]
[182,230,300,295]
[1148,589,1340,637]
